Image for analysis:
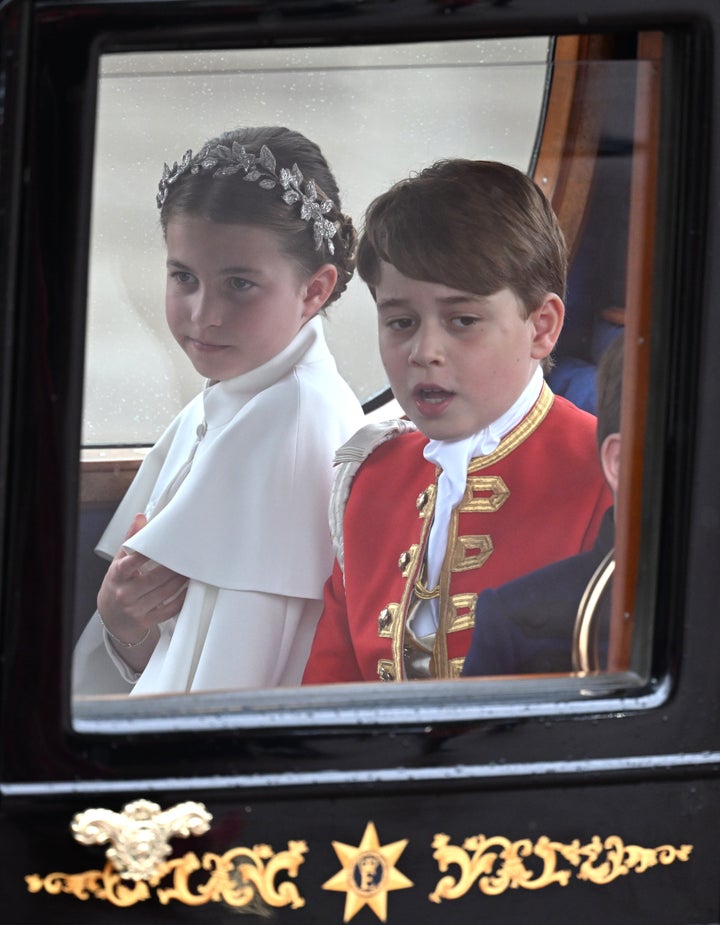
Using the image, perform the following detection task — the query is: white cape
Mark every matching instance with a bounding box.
[73,317,365,696]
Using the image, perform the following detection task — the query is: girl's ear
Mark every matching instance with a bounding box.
[301,264,339,319]
[529,293,565,359]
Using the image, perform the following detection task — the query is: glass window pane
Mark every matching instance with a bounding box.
[81,38,550,445]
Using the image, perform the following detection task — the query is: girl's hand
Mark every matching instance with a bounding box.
[97,513,189,667]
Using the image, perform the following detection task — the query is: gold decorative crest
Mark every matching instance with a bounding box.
[70,799,212,881]
[323,821,413,922]
[429,832,693,902]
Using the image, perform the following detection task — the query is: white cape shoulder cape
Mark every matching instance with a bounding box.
[73,317,365,695]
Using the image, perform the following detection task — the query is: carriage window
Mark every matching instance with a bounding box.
[73,33,660,729]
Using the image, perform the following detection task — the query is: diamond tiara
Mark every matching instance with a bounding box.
[157,142,338,254]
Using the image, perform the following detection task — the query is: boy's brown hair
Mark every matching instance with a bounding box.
[357,159,567,316]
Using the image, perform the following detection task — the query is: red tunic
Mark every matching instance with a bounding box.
[303,385,612,683]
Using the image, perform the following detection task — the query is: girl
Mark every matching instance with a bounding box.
[73,126,365,696]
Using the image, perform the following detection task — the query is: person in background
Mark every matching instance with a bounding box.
[461,332,623,676]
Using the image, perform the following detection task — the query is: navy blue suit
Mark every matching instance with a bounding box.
[461,506,614,676]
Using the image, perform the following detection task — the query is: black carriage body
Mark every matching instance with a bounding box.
[1,1,720,923]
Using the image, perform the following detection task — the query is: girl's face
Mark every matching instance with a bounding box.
[165,217,332,380]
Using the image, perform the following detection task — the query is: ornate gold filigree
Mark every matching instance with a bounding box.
[71,799,212,881]
[429,832,693,902]
[26,864,153,907]
[576,834,692,883]
[26,841,308,910]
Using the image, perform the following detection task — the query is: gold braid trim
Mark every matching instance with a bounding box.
[376,482,437,681]
[468,382,554,473]
[378,386,554,680]
[432,384,554,677]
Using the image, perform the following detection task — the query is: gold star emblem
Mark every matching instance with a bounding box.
[322,820,413,922]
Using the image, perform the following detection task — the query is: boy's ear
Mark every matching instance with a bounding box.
[301,264,339,319]
[529,293,565,359]
[600,432,621,497]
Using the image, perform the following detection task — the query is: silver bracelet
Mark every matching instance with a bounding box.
[98,614,151,649]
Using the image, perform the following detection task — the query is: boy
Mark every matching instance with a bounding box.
[461,332,623,676]
[302,159,612,684]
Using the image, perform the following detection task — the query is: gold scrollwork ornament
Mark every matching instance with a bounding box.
[26,840,309,910]
[429,831,693,902]
[155,841,308,909]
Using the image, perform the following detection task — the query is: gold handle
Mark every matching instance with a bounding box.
[572,550,615,674]
[71,798,212,881]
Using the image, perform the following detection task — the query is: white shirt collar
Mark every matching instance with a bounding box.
[422,366,544,590]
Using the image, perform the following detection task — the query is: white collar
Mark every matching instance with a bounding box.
[201,315,327,428]
[423,365,544,468]
[423,366,544,589]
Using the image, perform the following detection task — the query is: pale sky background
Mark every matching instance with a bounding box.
[83,37,550,444]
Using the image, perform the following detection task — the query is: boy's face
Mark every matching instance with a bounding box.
[375,262,563,441]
